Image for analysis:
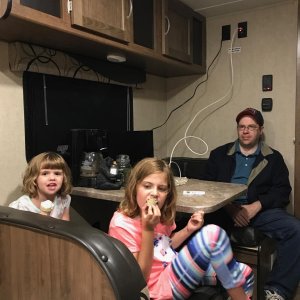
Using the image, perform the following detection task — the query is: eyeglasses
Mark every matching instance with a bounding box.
[237,125,259,132]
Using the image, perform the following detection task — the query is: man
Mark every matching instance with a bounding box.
[204,107,300,300]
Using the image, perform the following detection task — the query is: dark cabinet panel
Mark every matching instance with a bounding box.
[133,0,154,49]
[20,0,61,17]
[192,15,206,66]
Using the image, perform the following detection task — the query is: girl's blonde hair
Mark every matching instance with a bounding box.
[22,152,72,198]
[119,157,177,225]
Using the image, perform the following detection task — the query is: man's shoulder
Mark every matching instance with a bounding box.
[261,143,284,158]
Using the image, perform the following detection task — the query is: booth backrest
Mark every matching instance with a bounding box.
[0,206,149,300]
[165,157,208,180]
[166,157,208,180]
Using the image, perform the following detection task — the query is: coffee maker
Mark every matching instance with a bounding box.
[69,129,108,186]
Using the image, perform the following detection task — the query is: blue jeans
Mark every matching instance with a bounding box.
[250,208,300,299]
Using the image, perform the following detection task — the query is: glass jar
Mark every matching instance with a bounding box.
[80,152,101,177]
[116,154,131,185]
[109,161,119,176]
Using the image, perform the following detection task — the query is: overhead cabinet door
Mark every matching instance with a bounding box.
[162,0,192,63]
[70,0,133,43]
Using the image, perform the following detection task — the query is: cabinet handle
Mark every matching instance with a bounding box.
[164,16,170,35]
[0,0,12,19]
[127,0,133,18]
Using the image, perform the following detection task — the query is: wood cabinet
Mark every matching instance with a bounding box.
[70,0,133,43]
[0,0,206,77]
[162,0,192,63]
[162,0,206,66]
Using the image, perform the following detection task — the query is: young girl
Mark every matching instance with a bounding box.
[9,152,72,221]
[109,157,254,300]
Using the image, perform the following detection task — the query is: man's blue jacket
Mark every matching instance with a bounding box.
[205,141,292,210]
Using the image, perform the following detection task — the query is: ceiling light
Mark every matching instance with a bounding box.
[106,53,126,63]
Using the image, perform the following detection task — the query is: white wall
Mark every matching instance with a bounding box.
[0,42,26,206]
[165,0,297,208]
[133,74,167,157]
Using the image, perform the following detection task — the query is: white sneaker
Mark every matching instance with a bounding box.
[265,289,285,300]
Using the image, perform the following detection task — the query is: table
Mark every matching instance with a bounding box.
[72,179,247,214]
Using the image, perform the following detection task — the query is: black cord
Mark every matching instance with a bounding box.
[151,39,224,131]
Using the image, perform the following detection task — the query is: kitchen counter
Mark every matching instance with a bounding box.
[72,179,247,213]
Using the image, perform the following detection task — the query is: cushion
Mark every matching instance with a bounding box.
[230,226,265,247]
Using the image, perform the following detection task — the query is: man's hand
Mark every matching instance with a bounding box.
[226,201,262,227]
[233,206,249,227]
[241,201,262,220]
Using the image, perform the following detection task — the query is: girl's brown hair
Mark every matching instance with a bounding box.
[22,152,72,198]
[119,157,177,225]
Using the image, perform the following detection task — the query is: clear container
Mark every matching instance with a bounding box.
[116,154,131,185]
[80,152,102,177]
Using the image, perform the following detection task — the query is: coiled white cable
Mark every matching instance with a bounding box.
[169,29,238,170]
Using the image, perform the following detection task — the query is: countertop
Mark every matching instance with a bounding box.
[72,179,247,213]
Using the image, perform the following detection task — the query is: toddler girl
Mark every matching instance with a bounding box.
[9,152,72,221]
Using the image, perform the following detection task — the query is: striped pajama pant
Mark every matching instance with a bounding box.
[169,224,254,299]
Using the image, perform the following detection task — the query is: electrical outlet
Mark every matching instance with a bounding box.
[238,21,247,38]
[222,25,231,41]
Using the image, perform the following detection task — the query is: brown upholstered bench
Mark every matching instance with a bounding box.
[0,205,226,300]
[0,205,149,300]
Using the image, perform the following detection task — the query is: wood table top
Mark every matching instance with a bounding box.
[72,179,247,213]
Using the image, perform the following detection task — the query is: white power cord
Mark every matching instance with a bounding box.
[169,29,238,171]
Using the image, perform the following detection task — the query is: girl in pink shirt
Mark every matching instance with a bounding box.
[109,157,253,300]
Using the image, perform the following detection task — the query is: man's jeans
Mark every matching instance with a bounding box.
[251,208,300,299]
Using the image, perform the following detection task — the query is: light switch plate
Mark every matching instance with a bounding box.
[262,98,273,111]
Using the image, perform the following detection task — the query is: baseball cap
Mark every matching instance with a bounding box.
[236,108,264,126]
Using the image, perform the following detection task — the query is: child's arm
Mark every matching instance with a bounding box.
[171,210,204,249]
[133,204,161,281]
[61,196,71,221]
[61,206,70,221]
[132,229,154,281]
